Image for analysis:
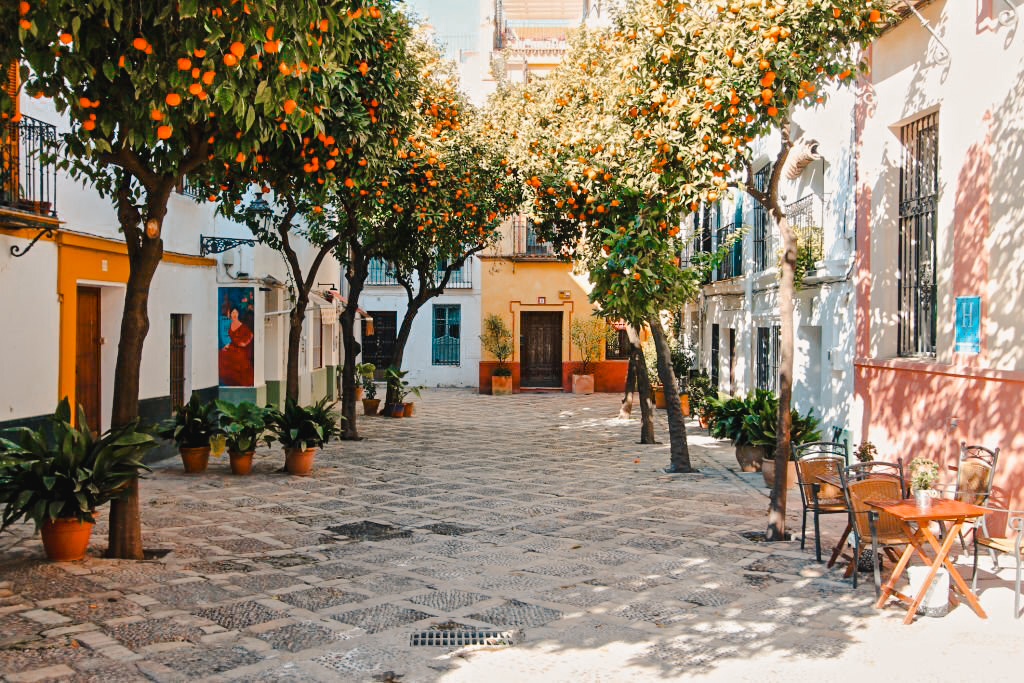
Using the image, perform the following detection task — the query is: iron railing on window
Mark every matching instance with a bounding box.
[367,258,400,286]
[432,304,460,366]
[898,112,938,357]
[714,222,743,281]
[756,326,780,392]
[176,177,206,199]
[752,164,771,271]
[437,257,473,289]
[0,115,57,217]
[786,194,825,274]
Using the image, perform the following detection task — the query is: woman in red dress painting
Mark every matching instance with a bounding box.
[219,306,254,386]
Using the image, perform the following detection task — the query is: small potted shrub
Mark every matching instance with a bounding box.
[158,394,221,473]
[670,341,694,416]
[855,441,877,463]
[214,401,266,475]
[568,316,613,394]
[357,363,380,415]
[264,398,341,476]
[480,313,514,395]
[385,367,422,417]
[909,457,939,508]
[0,400,154,561]
[688,374,715,428]
[753,399,823,487]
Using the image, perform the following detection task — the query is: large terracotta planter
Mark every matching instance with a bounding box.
[654,387,666,408]
[571,374,595,395]
[179,446,211,474]
[362,398,381,416]
[387,403,405,417]
[735,445,766,472]
[699,413,710,429]
[355,387,364,401]
[403,402,415,417]
[285,447,317,476]
[679,392,691,417]
[491,375,513,395]
[40,518,95,562]
[229,450,254,476]
[761,458,799,488]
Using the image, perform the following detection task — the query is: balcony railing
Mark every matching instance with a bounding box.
[366,258,399,286]
[0,115,57,218]
[714,222,743,281]
[366,257,474,289]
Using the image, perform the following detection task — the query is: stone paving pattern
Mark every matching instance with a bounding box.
[2,390,1023,681]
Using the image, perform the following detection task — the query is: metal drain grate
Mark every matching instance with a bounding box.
[409,629,517,647]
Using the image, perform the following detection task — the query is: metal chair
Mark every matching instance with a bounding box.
[844,477,910,594]
[971,509,1024,618]
[794,442,849,563]
[942,443,1000,551]
[847,458,906,494]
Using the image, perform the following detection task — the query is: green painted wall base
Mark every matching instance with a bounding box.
[266,380,282,409]
[325,365,338,400]
[217,385,267,406]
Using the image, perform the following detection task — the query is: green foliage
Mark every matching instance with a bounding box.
[157,394,220,449]
[356,363,377,400]
[569,316,614,376]
[855,440,877,463]
[642,340,660,385]
[687,373,715,417]
[708,390,821,459]
[480,314,514,376]
[264,397,341,449]
[909,457,939,491]
[385,366,422,403]
[0,399,154,529]
[670,339,694,385]
[213,401,266,453]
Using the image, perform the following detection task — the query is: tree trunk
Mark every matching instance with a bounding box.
[285,296,307,402]
[618,349,635,419]
[384,299,424,406]
[625,326,655,444]
[107,226,163,560]
[339,253,368,440]
[766,210,796,541]
[650,319,696,473]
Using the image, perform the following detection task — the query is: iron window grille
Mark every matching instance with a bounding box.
[756,325,780,392]
[525,219,554,255]
[711,324,720,390]
[752,164,772,272]
[785,194,825,273]
[0,114,58,217]
[605,325,630,360]
[432,304,461,366]
[714,221,744,281]
[312,306,324,370]
[367,258,400,286]
[898,112,938,357]
[436,257,473,288]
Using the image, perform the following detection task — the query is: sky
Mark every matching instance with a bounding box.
[404,0,482,60]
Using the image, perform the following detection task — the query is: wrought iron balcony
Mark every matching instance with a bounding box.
[714,222,744,281]
[0,114,58,221]
[367,258,400,286]
[366,257,474,289]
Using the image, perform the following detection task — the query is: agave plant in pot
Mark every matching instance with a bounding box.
[215,401,266,475]
[158,394,222,473]
[747,397,823,488]
[264,398,342,476]
[357,363,381,416]
[0,400,155,561]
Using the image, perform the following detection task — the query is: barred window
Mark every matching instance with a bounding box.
[898,113,938,357]
[312,306,323,369]
[752,164,772,272]
[432,304,460,365]
[605,326,630,360]
[756,326,780,392]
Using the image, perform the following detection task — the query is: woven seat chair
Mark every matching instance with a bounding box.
[847,458,905,494]
[971,510,1024,618]
[843,477,909,594]
[939,443,1000,551]
[794,441,849,563]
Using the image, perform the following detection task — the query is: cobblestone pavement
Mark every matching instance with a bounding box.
[3,390,1023,682]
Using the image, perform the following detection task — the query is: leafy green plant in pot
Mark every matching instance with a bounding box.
[689,374,715,427]
[909,457,939,508]
[356,363,380,416]
[214,401,266,475]
[157,394,222,474]
[385,367,422,417]
[480,313,514,395]
[746,396,822,486]
[0,399,155,561]
[669,340,694,415]
[709,390,777,472]
[568,316,613,394]
[264,398,342,476]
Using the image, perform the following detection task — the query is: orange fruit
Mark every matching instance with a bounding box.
[177,57,191,70]
[150,109,163,120]
[157,125,172,139]
[265,26,275,40]
[230,42,245,58]
[264,40,279,53]
[235,152,246,163]
[59,33,73,44]
[283,99,297,114]
[19,1,29,16]
[165,93,181,106]
[194,48,206,57]
[223,53,238,67]
[82,120,95,131]
[132,37,148,51]
[202,71,215,85]
[188,83,203,95]
[319,18,330,31]
[344,177,355,188]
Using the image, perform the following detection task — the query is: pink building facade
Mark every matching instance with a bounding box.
[854,1,1024,526]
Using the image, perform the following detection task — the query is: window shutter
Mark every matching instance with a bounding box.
[3,62,18,118]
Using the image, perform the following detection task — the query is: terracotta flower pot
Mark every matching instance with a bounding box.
[362,398,381,416]
[388,403,406,417]
[403,402,415,417]
[679,392,691,417]
[653,387,666,408]
[491,375,513,395]
[761,458,799,488]
[180,446,211,474]
[355,386,364,401]
[735,445,765,473]
[285,447,317,476]
[699,414,710,429]
[40,517,95,562]
[571,374,595,394]
[229,450,254,475]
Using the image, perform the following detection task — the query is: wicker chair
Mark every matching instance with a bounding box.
[941,443,1000,551]
[794,442,849,563]
[843,477,910,594]
[847,458,905,494]
[971,510,1024,618]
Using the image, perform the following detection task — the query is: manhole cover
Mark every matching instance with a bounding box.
[419,523,479,536]
[409,629,518,647]
[327,521,412,541]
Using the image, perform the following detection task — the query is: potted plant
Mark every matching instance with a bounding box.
[708,391,766,472]
[909,457,939,508]
[568,316,613,394]
[357,363,381,416]
[158,394,222,473]
[688,374,715,428]
[263,398,342,476]
[855,441,877,463]
[0,400,154,561]
[751,398,823,487]
[480,313,514,395]
[214,401,266,475]
[670,340,694,416]
[385,367,422,417]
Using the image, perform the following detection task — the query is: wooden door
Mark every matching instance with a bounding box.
[361,311,397,380]
[75,287,101,431]
[170,314,187,410]
[521,312,562,387]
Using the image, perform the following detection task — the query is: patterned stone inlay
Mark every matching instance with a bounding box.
[330,604,433,634]
[406,590,490,612]
[313,646,403,674]
[326,521,412,542]
[149,645,263,677]
[106,617,205,649]
[193,601,285,630]
[147,580,234,606]
[275,586,368,611]
[256,621,345,653]
[466,600,563,628]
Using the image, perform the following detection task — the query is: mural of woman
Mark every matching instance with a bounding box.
[218,288,255,386]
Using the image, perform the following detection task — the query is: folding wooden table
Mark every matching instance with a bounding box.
[867,498,990,624]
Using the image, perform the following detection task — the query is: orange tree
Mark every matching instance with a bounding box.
[213,2,416,416]
[375,70,523,406]
[0,0,358,558]
[624,0,895,537]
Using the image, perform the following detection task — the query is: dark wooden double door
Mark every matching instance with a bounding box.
[75,287,101,431]
[520,312,562,388]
